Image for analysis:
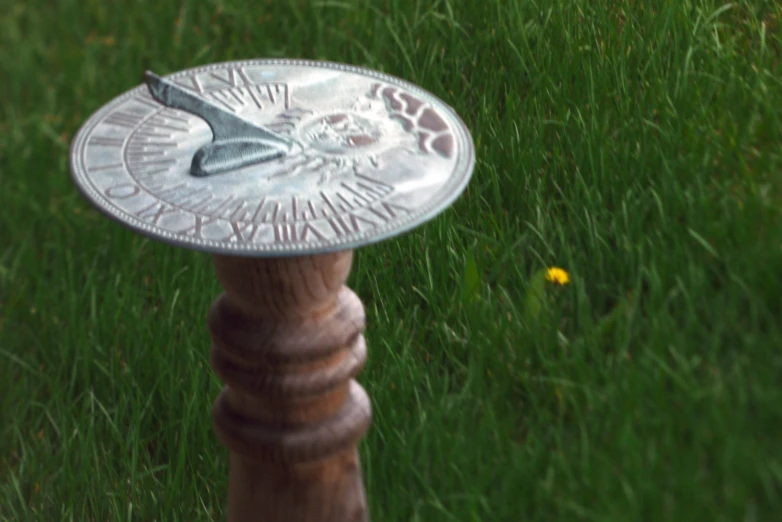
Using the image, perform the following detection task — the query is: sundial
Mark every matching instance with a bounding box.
[70,59,473,256]
[69,59,474,522]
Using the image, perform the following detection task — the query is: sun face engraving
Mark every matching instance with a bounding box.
[302,113,384,153]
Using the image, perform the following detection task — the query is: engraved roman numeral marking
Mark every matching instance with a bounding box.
[355,173,395,196]
[179,215,219,239]
[267,83,290,109]
[273,223,297,243]
[320,191,340,217]
[224,221,260,243]
[306,200,318,221]
[356,181,391,198]
[224,201,249,222]
[244,86,265,109]
[340,183,372,205]
[210,67,252,88]
[248,199,267,224]
[105,110,147,128]
[173,75,204,94]
[299,223,326,241]
[89,136,124,147]
[326,215,351,236]
[337,192,355,211]
[326,213,379,236]
[367,201,412,222]
[136,202,177,225]
[207,90,244,112]
[271,222,326,244]
[271,203,281,223]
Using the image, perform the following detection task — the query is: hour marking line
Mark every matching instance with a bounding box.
[208,92,237,111]
[105,112,147,128]
[228,89,246,106]
[245,86,263,108]
[89,136,124,147]
[135,167,172,178]
[134,130,173,138]
[337,192,355,210]
[127,151,167,158]
[88,163,124,172]
[128,141,177,148]
[148,120,189,132]
[173,75,204,94]
[320,191,339,216]
[341,183,372,204]
[130,158,177,166]
[250,198,267,224]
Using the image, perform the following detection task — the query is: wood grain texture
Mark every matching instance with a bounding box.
[209,251,372,522]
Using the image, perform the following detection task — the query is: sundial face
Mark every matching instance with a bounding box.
[70,59,475,256]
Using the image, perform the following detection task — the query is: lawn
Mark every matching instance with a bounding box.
[1,0,781,520]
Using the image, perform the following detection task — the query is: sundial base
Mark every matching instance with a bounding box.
[69,59,475,520]
[208,251,371,522]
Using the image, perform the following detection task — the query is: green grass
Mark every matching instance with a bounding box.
[2,0,781,520]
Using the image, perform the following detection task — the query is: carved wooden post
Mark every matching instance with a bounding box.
[208,251,371,522]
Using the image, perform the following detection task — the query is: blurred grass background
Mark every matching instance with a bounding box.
[1,0,781,520]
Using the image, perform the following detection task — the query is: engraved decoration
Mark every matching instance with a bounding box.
[70,60,475,255]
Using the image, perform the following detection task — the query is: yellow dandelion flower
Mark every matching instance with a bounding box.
[545,267,570,285]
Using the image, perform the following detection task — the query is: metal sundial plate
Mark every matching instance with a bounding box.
[69,59,475,256]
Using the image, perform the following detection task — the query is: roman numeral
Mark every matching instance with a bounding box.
[178,215,219,239]
[366,201,411,222]
[136,202,176,225]
[173,75,204,94]
[209,67,252,88]
[272,222,326,244]
[223,222,260,243]
[273,223,297,243]
[207,90,244,112]
[326,213,378,236]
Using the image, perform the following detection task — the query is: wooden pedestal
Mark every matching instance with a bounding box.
[208,251,372,522]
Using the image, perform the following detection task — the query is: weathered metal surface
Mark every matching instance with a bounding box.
[70,59,475,256]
